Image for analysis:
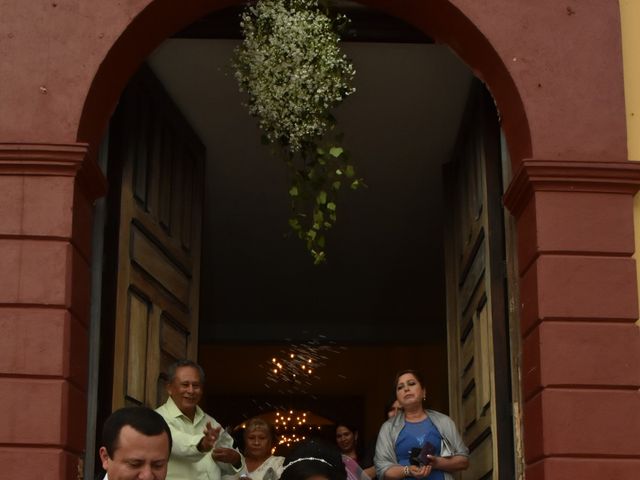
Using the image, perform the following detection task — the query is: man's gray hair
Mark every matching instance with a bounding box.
[166,359,206,384]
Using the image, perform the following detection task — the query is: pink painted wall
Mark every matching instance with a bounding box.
[0,1,638,479]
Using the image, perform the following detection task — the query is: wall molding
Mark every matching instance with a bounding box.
[504,159,640,218]
[0,143,108,200]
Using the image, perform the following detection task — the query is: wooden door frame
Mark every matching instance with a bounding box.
[444,82,518,479]
[480,88,516,480]
[93,64,206,459]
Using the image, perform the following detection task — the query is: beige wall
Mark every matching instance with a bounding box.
[621,1,640,160]
[621,1,640,325]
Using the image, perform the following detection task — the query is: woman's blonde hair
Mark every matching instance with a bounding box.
[244,418,277,442]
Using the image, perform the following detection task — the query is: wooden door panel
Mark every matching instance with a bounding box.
[459,235,485,314]
[461,333,474,377]
[463,436,493,480]
[475,302,492,413]
[180,153,195,250]
[130,224,192,306]
[159,134,173,230]
[444,82,514,479]
[161,315,189,361]
[110,64,204,410]
[129,268,189,326]
[462,387,477,431]
[125,290,150,404]
[131,212,194,270]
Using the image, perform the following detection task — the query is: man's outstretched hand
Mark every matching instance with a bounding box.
[198,422,221,452]
[212,447,242,468]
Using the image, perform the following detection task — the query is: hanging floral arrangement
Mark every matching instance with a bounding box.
[234,0,364,264]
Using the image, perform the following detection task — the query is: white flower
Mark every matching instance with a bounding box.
[234,0,355,151]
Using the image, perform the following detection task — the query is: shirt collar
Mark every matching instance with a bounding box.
[165,395,205,423]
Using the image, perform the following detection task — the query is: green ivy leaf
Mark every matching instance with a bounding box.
[235,0,364,266]
[329,146,344,158]
[289,218,301,230]
[345,165,355,178]
[313,250,326,265]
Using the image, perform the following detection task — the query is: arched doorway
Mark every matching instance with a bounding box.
[77,0,533,162]
[1,2,636,480]
[89,1,513,477]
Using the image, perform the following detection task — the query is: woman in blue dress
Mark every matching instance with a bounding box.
[374,370,469,480]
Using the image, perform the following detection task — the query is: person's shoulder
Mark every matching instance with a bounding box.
[155,398,177,418]
[270,455,285,467]
[426,409,450,419]
[378,413,401,436]
[426,409,456,427]
[378,418,392,433]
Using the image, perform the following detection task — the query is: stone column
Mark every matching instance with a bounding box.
[504,159,640,480]
[0,143,106,480]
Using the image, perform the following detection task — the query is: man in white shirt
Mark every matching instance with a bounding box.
[98,406,172,480]
[156,359,244,480]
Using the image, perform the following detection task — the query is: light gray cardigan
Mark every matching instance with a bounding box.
[374,410,469,480]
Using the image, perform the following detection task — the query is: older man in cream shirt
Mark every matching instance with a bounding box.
[156,360,244,480]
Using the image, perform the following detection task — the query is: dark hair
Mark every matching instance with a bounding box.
[166,359,206,384]
[393,369,425,391]
[101,407,172,457]
[333,422,361,457]
[281,439,346,480]
[334,422,358,436]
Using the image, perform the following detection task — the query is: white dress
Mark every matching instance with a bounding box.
[240,456,285,480]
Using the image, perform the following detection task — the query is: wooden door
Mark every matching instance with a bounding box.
[443,82,515,479]
[108,65,205,409]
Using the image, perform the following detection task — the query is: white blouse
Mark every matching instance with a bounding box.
[242,456,285,480]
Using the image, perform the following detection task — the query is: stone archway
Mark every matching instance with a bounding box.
[77,0,535,164]
[1,2,638,480]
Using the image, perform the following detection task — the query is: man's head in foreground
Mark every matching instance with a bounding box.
[99,407,173,480]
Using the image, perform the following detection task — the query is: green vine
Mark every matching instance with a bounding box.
[234,0,364,264]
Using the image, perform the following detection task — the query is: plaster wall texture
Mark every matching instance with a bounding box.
[0,0,626,162]
[0,1,638,479]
